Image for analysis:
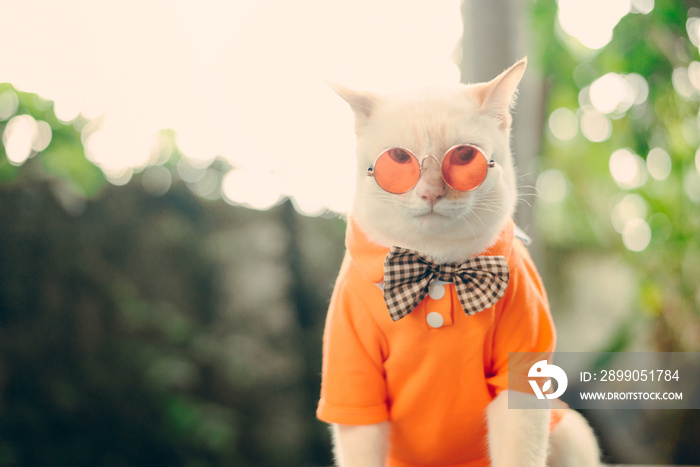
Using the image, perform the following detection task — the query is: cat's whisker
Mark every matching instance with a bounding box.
[518,183,537,191]
[457,216,477,238]
[514,191,538,209]
[470,199,510,222]
[516,198,536,208]
[517,185,538,200]
[517,169,537,179]
[470,212,486,228]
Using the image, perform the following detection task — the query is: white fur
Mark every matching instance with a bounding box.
[548,410,601,467]
[329,59,601,466]
[487,390,550,467]
[332,422,389,467]
[330,395,601,467]
[487,392,601,467]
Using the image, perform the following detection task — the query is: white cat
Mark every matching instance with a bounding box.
[317,59,600,467]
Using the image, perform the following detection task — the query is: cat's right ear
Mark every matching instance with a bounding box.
[473,58,527,129]
[329,83,377,124]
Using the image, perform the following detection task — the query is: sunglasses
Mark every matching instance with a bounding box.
[367,144,495,194]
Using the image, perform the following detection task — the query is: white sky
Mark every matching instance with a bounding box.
[1,0,462,214]
[1,0,642,214]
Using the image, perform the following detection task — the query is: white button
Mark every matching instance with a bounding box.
[426,312,444,328]
[428,282,446,300]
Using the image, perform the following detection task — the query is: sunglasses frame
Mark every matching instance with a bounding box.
[366,143,495,194]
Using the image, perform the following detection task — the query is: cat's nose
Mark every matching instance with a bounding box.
[417,158,447,206]
[420,184,447,206]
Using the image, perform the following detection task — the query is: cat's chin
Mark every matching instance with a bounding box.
[411,209,459,229]
[353,203,509,263]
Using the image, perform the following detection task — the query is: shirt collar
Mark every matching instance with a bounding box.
[346,215,515,284]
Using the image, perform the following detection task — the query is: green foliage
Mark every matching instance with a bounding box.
[0,84,105,196]
[0,175,342,466]
[0,85,341,466]
[533,0,700,351]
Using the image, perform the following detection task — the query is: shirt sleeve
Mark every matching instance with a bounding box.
[316,260,389,425]
[486,240,556,396]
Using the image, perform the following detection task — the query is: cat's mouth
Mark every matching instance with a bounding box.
[411,201,472,221]
[415,209,449,219]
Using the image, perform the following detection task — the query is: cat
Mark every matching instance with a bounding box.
[317,58,600,467]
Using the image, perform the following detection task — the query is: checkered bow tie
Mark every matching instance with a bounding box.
[383,246,510,322]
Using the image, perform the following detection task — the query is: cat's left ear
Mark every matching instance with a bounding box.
[329,83,378,127]
[475,57,527,128]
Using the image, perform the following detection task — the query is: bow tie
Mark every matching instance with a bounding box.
[383,246,510,322]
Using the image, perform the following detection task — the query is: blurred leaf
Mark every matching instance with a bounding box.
[535,0,700,351]
[0,83,105,197]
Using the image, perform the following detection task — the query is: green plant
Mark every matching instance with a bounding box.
[534,0,700,351]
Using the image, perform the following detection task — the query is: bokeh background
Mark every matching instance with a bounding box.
[1,0,699,465]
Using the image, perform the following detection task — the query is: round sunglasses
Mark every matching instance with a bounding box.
[367,144,495,194]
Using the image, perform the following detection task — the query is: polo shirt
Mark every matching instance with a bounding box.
[317,216,563,467]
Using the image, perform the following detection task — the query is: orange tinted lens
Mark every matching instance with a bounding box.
[441,145,488,191]
[373,148,420,193]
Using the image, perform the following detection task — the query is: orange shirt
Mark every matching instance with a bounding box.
[317,217,560,467]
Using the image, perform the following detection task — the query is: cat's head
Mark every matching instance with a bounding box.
[334,59,526,262]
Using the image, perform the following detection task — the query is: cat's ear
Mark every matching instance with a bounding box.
[474,57,527,128]
[329,83,378,125]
